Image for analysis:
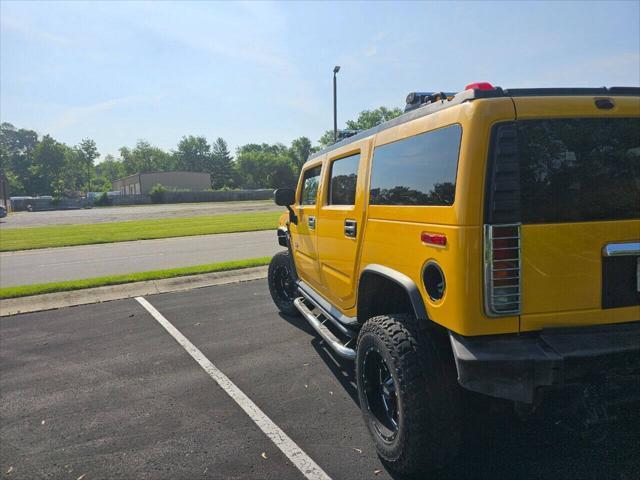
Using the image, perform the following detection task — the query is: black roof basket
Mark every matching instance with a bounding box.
[405,91,457,112]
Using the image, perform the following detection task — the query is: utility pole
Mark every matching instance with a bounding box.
[333,65,340,143]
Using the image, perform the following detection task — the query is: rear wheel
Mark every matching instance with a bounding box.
[268,250,299,316]
[356,314,462,475]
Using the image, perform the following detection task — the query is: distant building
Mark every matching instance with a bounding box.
[112,172,211,195]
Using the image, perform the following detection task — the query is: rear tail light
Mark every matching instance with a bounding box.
[484,224,521,316]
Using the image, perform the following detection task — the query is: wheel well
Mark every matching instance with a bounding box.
[357,272,416,323]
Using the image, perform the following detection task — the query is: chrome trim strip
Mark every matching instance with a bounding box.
[602,242,640,257]
[484,223,522,317]
[294,298,356,360]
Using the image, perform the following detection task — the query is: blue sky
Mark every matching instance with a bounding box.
[1,1,639,160]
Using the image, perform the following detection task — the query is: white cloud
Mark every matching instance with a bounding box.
[521,52,640,87]
[50,94,162,131]
[0,14,70,46]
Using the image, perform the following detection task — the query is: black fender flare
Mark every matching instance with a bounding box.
[358,264,428,321]
[277,225,299,282]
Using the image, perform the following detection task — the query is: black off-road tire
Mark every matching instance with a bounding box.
[356,313,462,475]
[268,250,299,316]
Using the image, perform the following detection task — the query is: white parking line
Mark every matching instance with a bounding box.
[135,296,332,480]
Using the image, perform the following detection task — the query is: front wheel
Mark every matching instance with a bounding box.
[356,314,462,475]
[267,250,299,316]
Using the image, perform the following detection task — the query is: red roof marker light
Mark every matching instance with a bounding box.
[465,82,494,91]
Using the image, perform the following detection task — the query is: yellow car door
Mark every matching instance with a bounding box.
[290,160,324,289]
[316,140,371,311]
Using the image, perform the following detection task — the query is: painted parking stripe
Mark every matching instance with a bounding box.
[135,296,332,480]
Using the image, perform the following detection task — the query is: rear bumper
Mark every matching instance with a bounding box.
[449,321,640,403]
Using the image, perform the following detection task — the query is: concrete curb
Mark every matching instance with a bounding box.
[0,266,269,317]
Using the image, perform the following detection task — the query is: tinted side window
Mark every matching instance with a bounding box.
[369,125,462,206]
[300,166,321,205]
[517,118,640,223]
[329,153,360,205]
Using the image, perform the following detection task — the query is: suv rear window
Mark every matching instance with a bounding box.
[518,118,640,223]
[369,124,462,206]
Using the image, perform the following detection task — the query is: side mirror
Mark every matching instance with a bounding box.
[274,188,298,225]
[274,188,295,206]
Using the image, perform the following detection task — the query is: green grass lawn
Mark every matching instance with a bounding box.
[0,210,282,252]
[0,257,271,299]
[92,199,273,209]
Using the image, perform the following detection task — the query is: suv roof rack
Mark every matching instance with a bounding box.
[309,84,640,161]
[503,86,640,97]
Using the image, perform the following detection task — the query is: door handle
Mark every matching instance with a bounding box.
[344,219,357,238]
[308,216,316,230]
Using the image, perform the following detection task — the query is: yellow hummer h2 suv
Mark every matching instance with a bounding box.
[268,83,640,474]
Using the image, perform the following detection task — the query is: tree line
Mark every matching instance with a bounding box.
[0,106,402,197]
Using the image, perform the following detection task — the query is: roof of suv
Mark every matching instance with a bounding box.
[308,86,640,161]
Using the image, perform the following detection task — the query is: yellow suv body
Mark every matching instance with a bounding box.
[269,84,639,475]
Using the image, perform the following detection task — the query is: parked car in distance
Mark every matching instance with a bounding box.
[0,204,7,218]
[268,83,640,475]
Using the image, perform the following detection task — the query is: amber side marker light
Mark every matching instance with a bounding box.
[421,232,447,246]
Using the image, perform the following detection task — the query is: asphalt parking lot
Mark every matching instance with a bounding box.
[1,279,638,480]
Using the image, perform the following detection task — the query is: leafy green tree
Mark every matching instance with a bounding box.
[174,135,212,173]
[30,135,66,196]
[237,143,289,157]
[211,137,235,189]
[318,106,403,147]
[345,106,404,130]
[288,136,315,172]
[59,145,83,194]
[235,143,296,189]
[76,138,99,191]
[96,154,126,185]
[0,122,39,195]
[120,140,174,174]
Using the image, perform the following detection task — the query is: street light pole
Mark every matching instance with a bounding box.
[333,65,340,143]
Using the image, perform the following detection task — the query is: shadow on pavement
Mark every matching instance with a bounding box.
[309,334,639,479]
[277,312,359,405]
[311,338,359,405]
[278,311,316,336]
[279,310,639,479]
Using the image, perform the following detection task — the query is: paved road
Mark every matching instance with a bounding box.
[1,280,638,479]
[0,201,280,229]
[0,230,281,287]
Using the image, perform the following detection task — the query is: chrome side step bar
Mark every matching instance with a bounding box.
[297,281,359,326]
[297,288,355,338]
[294,297,356,360]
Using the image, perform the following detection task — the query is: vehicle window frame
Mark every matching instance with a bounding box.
[327,151,361,207]
[368,123,463,207]
[298,164,322,206]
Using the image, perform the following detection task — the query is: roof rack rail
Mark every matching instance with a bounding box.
[309,84,639,162]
